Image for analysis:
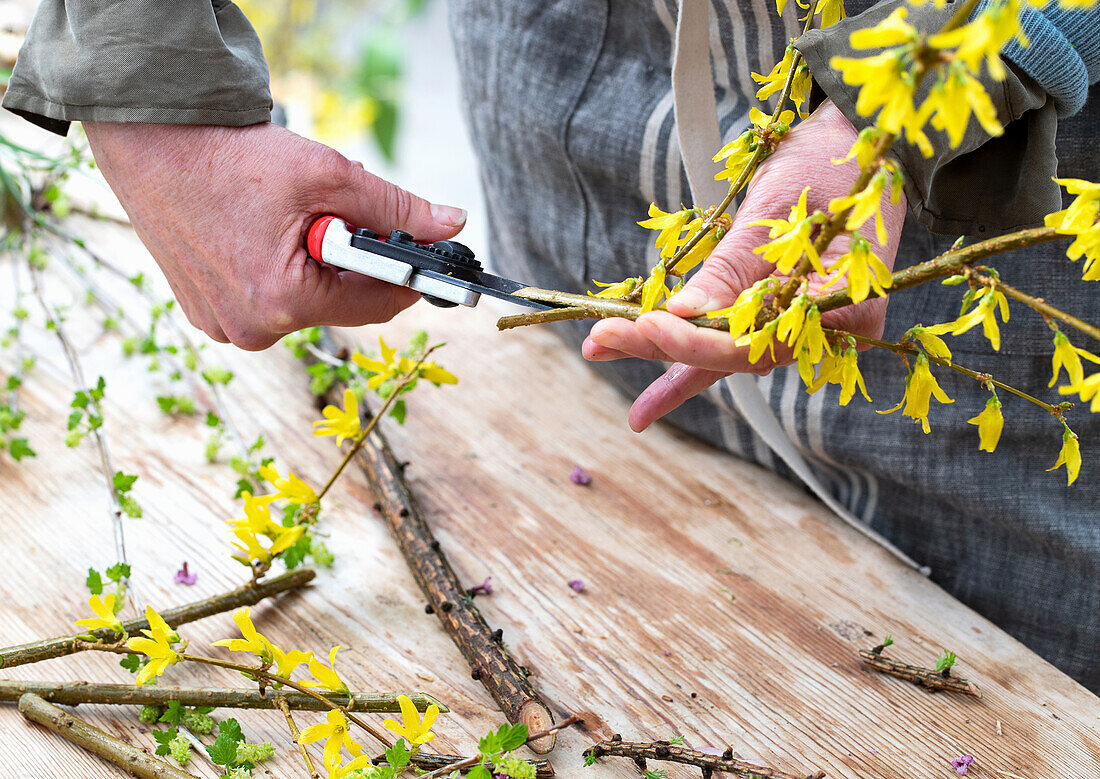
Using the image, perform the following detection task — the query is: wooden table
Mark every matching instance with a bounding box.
[1,156,1097,779]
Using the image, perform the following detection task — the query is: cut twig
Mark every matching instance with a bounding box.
[276,694,321,779]
[585,738,825,779]
[418,715,580,778]
[0,680,445,712]
[304,331,557,754]
[0,568,314,669]
[19,693,198,779]
[858,648,981,697]
[408,753,553,778]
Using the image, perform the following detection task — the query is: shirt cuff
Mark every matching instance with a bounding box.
[2,0,272,136]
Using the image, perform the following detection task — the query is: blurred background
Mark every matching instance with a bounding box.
[0,0,489,257]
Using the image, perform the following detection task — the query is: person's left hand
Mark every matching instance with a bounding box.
[581,100,907,432]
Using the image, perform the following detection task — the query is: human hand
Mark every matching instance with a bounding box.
[83,122,467,349]
[582,100,906,431]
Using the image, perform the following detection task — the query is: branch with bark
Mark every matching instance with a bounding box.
[19,693,199,779]
[0,680,445,713]
[0,568,314,670]
[304,330,558,753]
[585,737,826,779]
[858,648,981,697]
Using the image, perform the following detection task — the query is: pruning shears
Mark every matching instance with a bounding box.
[306,215,562,311]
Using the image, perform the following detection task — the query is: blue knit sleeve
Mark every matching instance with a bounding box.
[1001,2,1100,116]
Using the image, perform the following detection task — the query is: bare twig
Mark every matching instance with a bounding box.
[585,737,825,779]
[858,648,981,696]
[19,693,199,779]
[973,270,1100,345]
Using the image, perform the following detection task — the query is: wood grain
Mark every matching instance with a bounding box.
[0,112,1097,778]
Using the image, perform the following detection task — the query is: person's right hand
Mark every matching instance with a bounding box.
[83,121,467,350]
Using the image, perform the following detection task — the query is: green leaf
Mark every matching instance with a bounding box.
[113,471,138,493]
[218,718,245,744]
[71,390,89,409]
[119,653,142,673]
[371,98,400,163]
[9,437,35,461]
[153,727,177,756]
[105,562,131,582]
[160,701,185,726]
[384,739,412,771]
[467,766,493,779]
[280,534,311,569]
[85,568,103,595]
[202,366,234,386]
[389,399,407,425]
[498,723,528,752]
[205,733,240,767]
[205,412,222,428]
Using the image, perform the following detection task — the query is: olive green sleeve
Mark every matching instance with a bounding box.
[796,0,1061,237]
[2,0,272,136]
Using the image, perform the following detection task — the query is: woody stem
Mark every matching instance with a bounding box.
[971,270,1100,345]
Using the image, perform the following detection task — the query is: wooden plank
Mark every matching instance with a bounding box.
[0,134,1097,778]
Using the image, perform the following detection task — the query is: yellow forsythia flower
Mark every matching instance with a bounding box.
[967,396,1004,452]
[313,388,361,446]
[924,63,1004,148]
[929,0,1028,82]
[352,337,457,390]
[832,126,883,170]
[878,353,954,433]
[793,306,829,386]
[829,167,899,246]
[1050,331,1100,388]
[1059,371,1100,412]
[637,203,693,259]
[298,709,363,770]
[383,694,440,750]
[751,187,823,274]
[752,45,812,116]
[806,0,847,28]
[589,277,642,299]
[639,262,669,313]
[830,51,933,156]
[1047,423,1081,485]
[714,130,758,186]
[849,7,919,48]
[810,344,872,405]
[126,606,182,685]
[926,286,1010,351]
[326,755,375,779]
[1045,178,1100,280]
[822,233,893,303]
[775,294,811,346]
[212,607,312,679]
[303,646,350,693]
[906,326,953,363]
[259,464,319,506]
[707,279,771,339]
[75,594,125,635]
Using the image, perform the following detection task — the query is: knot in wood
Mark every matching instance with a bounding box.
[424,604,434,614]
[655,744,671,758]
[491,628,504,642]
[440,601,453,613]
[722,748,733,760]
[611,734,622,742]
[471,668,481,681]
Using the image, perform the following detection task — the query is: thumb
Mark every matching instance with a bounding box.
[665,231,774,318]
[331,163,467,243]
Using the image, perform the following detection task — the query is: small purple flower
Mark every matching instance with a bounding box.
[568,579,586,593]
[951,755,974,775]
[569,465,592,486]
[174,562,197,586]
[469,576,493,596]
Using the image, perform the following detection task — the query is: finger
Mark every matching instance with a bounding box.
[281,259,423,330]
[666,239,775,318]
[588,317,676,363]
[581,335,633,362]
[331,162,467,244]
[633,310,781,373]
[628,363,730,432]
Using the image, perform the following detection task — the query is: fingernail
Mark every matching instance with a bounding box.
[669,286,708,312]
[430,203,467,227]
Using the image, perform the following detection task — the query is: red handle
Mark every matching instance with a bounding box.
[307,215,341,262]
